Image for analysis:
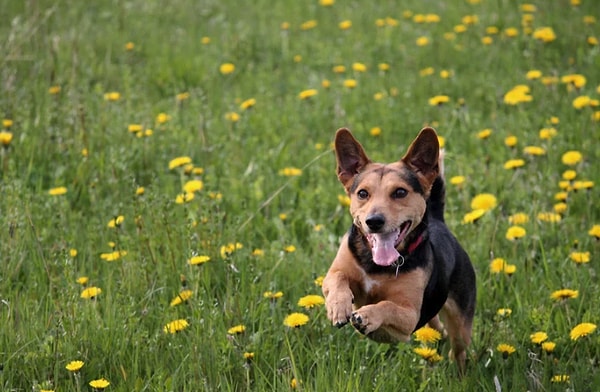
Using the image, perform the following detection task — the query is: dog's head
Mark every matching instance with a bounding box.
[334,127,440,266]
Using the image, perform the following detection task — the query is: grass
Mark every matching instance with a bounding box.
[1,0,599,390]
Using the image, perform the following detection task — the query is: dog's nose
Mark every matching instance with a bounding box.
[365,214,386,232]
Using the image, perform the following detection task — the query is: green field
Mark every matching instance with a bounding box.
[1,0,599,390]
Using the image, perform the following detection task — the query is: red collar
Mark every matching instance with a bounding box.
[406,233,424,254]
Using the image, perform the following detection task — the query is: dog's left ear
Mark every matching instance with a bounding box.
[334,128,371,190]
[402,127,440,188]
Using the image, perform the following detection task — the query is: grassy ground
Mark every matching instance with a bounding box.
[1,0,599,390]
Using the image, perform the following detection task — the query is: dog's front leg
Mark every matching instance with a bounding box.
[323,271,354,327]
[351,300,420,341]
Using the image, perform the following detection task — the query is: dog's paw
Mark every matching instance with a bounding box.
[326,295,353,328]
[351,307,382,336]
[350,312,367,334]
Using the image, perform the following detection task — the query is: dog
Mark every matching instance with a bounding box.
[322,127,476,371]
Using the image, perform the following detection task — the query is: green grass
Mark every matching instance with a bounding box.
[1,0,599,390]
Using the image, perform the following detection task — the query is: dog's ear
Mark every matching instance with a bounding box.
[402,127,440,187]
[334,128,371,189]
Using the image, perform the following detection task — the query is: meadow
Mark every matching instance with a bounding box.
[1,0,599,390]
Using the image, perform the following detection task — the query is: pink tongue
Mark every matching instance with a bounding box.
[371,232,400,266]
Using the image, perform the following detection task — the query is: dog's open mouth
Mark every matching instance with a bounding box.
[367,221,412,266]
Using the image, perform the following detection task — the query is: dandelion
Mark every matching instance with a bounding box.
[562,170,577,180]
[537,212,561,223]
[240,98,256,110]
[65,360,84,372]
[539,127,557,140]
[526,70,542,80]
[414,326,442,344]
[497,343,516,358]
[343,79,357,88]
[588,224,600,239]
[370,127,382,136]
[156,112,171,124]
[243,352,255,361]
[339,20,352,30]
[170,290,193,306]
[175,192,195,204]
[100,250,127,261]
[314,276,324,286]
[284,245,296,253]
[263,291,284,300]
[551,375,570,383]
[227,324,246,335]
[220,242,243,259]
[188,255,210,265]
[163,319,189,334]
[572,180,594,190]
[297,295,325,309]
[551,289,579,300]
[428,95,450,106]
[481,36,493,45]
[219,63,235,75]
[332,65,346,73]
[532,27,556,42]
[81,287,102,299]
[506,226,526,240]
[572,95,592,109]
[338,194,350,207]
[0,131,13,147]
[413,347,443,363]
[225,112,240,122]
[201,36,211,44]
[378,63,390,71]
[503,85,532,105]
[569,322,596,340]
[541,342,556,353]
[183,180,203,193]
[284,312,310,328]
[416,36,430,46]
[450,176,465,186]
[300,20,318,30]
[89,378,110,389]
[561,74,586,88]
[569,251,590,264]
[504,159,525,170]
[530,331,548,344]
[298,89,318,100]
[176,92,190,101]
[107,215,124,228]
[103,92,121,101]
[504,27,519,37]
[135,187,145,196]
[523,145,546,156]
[470,193,497,211]
[463,209,486,224]
[477,128,493,139]
[561,150,582,165]
[169,156,192,170]
[497,308,512,317]
[48,186,68,196]
[508,213,529,225]
[76,276,89,285]
[504,135,518,147]
[252,248,264,256]
[279,167,302,176]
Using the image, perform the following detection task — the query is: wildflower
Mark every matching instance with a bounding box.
[477,128,492,139]
[504,135,518,147]
[314,276,324,286]
[290,378,300,389]
[537,212,561,223]
[523,145,546,156]
[553,203,567,214]
[135,187,145,196]
[227,324,246,335]
[319,0,334,6]
[284,312,310,328]
[175,192,195,204]
[243,352,255,361]
[176,92,190,101]
[569,251,590,264]
[561,74,586,88]
[530,332,548,344]
[240,98,256,110]
[103,91,121,101]
[416,36,430,46]
[169,156,192,170]
[264,291,284,300]
[76,276,89,285]
[225,112,240,122]
[414,326,442,344]
[588,224,600,239]
[333,65,346,73]
[298,89,318,100]
[124,41,135,50]
[551,375,570,383]
[542,342,556,353]
[562,170,577,180]
[279,167,302,176]
[497,343,516,358]
[481,36,493,45]
[378,63,390,71]
[183,180,203,193]
[470,193,497,211]
[0,131,13,147]
[201,36,211,44]
[107,215,124,228]
[219,63,235,75]
[503,85,532,105]
[252,249,264,256]
[297,295,325,309]
[428,95,450,106]
[572,180,594,190]
[338,194,351,207]
[504,27,519,37]
[539,127,557,139]
[509,213,529,225]
[450,176,465,186]
[48,186,68,196]
[101,250,127,262]
[300,20,318,30]
[89,378,110,389]
[69,248,78,258]
[413,347,443,363]
[551,289,579,300]
[220,242,243,259]
[504,159,525,170]
[81,287,102,299]
[532,27,556,42]
[156,112,171,124]
[506,226,526,240]
[170,290,193,306]
[321,79,331,88]
[343,79,357,88]
[463,209,486,224]
[339,20,352,30]
[561,151,582,165]
[284,245,296,253]
[65,360,84,372]
[163,319,189,334]
[497,308,512,317]
[569,322,596,340]
[555,191,568,201]
[454,24,467,33]
[188,255,210,265]
[370,127,382,136]
[48,85,61,94]
[572,95,592,109]
[526,70,542,80]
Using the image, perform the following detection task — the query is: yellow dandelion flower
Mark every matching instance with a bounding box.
[523,145,546,156]
[497,308,512,317]
[504,135,518,147]
[428,95,450,106]
[297,294,325,309]
[48,186,68,196]
[279,167,302,176]
[569,251,590,264]
[553,202,567,214]
[490,258,506,274]
[201,36,211,44]
[551,289,579,301]
[530,331,548,344]
[107,215,125,228]
[462,209,486,224]
[450,176,465,186]
[300,20,318,30]
[169,156,192,170]
[338,194,351,207]
[66,360,84,372]
[343,79,357,88]
[416,36,430,46]
[227,324,246,335]
[504,159,525,170]
[470,193,497,211]
[89,378,110,389]
[76,276,89,285]
[49,85,61,94]
[497,343,516,358]
[175,192,195,204]
[542,342,556,353]
[240,98,256,110]
[264,291,284,299]
[298,89,318,100]
[370,127,382,136]
[100,250,128,261]
[503,85,532,105]
[156,112,171,124]
[414,326,442,344]
[219,63,235,75]
[588,224,600,239]
[170,290,193,307]
[532,27,556,42]
[188,255,210,265]
[339,20,352,30]
[561,74,586,88]
[413,347,443,363]
[0,131,13,147]
[243,352,255,360]
[314,276,324,286]
[506,226,526,240]
[526,70,542,80]
[352,62,367,72]
[570,322,596,340]
[163,319,189,334]
[103,91,121,101]
[561,150,582,165]
[176,92,190,101]
[537,212,561,223]
[81,286,102,299]
[183,180,203,193]
[551,374,570,383]
[284,245,296,253]
[477,128,493,139]
[284,312,309,327]
[252,248,264,256]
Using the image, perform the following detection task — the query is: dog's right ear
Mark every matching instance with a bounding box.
[334,128,371,190]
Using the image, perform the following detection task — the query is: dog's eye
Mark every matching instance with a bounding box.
[392,188,408,199]
[357,189,369,200]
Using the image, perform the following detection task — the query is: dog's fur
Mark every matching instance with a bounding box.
[322,127,476,371]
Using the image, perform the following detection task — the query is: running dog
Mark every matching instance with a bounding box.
[322,127,476,371]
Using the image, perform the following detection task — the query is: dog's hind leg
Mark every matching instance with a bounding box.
[427,314,448,338]
[440,298,473,375]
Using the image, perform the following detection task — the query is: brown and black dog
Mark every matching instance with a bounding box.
[322,127,476,371]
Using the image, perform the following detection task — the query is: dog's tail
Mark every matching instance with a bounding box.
[427,149,446,222]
